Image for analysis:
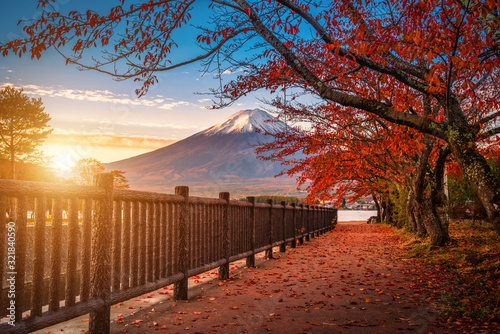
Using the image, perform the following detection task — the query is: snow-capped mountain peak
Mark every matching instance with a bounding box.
[201,109,288,135]
[105,108,303,197]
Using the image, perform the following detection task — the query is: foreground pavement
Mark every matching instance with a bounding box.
[102,222,448,334]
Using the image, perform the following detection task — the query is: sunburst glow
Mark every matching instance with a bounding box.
[41,134,177,174]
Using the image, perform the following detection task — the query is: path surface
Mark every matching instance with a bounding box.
[105,222,449,334]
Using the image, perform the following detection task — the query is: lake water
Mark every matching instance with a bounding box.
[337,210,377,222]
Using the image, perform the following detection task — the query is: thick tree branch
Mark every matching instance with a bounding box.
[235,0,445,140]
[478,111,500,125]
[274,0,431,95]
[478,126,500,140]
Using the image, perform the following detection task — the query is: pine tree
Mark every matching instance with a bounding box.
[0,86,52,179]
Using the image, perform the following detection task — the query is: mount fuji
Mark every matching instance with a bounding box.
[105,109,304,197]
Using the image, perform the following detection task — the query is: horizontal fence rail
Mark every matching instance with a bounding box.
[0,174,337,334]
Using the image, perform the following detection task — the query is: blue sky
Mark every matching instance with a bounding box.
[1,0,271,170]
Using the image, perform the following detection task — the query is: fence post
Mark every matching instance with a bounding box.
[80,199,92,303]
[312,206,317,237]
[174,186,189,300]
[333,208,338,229]
[318,207,322,235]
[313,206,318,237]
[325,208,328,231]
[299,204,304,245]
[313,205,319,238]
[291,203,297,248]
[130,201,139,288]
[318,206,324,236]
[14,196,27,325]
[280,201,286,252]
[324,207,328,232]
[327,208,331,231]
[219,192,230,280]
[310,205,315,238]
[66,198,79,307]
[112,200,122,292]
[331,208,334,230]
[31,196,46,317]
[321,207,326,234]
[265,199,274,259]
[146,202,154,283]
[89,173,114,334]
[121,201,131,290]
[327,208,330,232]
[319,207,322,234]
[305,205,310,242]
[330,208,334,230]
[0,196,5,318]
[138,202,147,286]
[318,206,324,235]
[246,197,256,267]
[316,206,320,236]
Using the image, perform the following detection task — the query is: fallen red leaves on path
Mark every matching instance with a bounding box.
[110,222,458,333]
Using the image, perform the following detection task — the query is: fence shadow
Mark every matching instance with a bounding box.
[0,173,337,333]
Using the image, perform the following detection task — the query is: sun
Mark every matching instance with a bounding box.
[43,144,86,173]
[49,150,75,171]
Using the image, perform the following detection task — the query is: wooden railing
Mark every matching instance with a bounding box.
[0,173,337,334]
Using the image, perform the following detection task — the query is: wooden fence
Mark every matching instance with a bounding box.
[0,173,337,334]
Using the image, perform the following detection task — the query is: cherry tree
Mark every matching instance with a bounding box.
[2,0,500,235]
[257,101,450,245]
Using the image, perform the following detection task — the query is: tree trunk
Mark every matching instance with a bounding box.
[10,135,15,179]
[392,187,400,228]
[497,156,500,184]
[406,190,417,234]
[430,146,450,244]
[10,156,15,179]
[411,141,448,246]
[394,185,406,228]
[415,200,448,247]
[373,193,382,223]
[384,197,394,226]
[448,127,500,236]
[381,197,387,222]
[408,185,427,238]
[414,204,428,239]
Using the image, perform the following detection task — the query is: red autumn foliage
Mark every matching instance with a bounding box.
[2,0,500,237]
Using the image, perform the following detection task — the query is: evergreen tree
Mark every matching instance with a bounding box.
[0,86,52,179]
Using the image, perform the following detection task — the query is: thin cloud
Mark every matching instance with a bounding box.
[0,83,189,109]
[220,68,243,75]
[158,101,194,110]
[77,118,201,131]
[116,121,201,130]
[45,132,178,150]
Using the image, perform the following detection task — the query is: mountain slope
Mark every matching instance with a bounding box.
[106,109,303,197]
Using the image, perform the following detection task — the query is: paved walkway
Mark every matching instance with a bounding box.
[104,222,448,334]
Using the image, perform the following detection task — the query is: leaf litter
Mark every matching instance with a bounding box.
[109,222,458,333]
